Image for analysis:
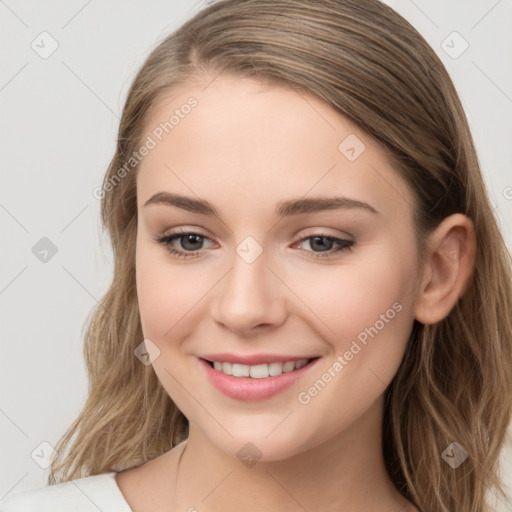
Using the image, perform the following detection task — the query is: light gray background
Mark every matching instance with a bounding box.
[1,0,511,509]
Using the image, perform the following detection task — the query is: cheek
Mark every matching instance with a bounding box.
[292,242,417,397]
[289,255,416,445]
[290,244,416,345]
[135,240,203,341]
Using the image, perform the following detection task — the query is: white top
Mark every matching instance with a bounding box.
[0,472,133,512]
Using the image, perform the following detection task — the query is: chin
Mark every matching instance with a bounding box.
[193,420,320,464]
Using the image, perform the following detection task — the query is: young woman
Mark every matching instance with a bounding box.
[3,1,511,511]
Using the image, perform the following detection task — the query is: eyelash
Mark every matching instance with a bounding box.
[153,229,354,260]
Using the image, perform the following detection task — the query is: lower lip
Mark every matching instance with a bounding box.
[199,358,319,400]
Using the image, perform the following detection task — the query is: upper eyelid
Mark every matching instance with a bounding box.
[162,229,217,245]
[159,225,353,240]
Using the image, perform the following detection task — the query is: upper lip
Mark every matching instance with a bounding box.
[200,353,319,365]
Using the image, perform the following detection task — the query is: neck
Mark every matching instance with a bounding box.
[169,395,412,512]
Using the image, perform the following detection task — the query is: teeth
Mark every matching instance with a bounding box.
[268,362,283,376]
[282,361,295,373]
[295,359,308,369]
[232,363,250,377]
[211,359,310,378]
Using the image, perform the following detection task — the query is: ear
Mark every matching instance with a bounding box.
[414,213,476,325]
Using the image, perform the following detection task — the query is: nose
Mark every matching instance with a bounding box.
[210,246,288,336]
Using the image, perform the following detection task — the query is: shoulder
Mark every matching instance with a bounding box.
[0,472,132,512]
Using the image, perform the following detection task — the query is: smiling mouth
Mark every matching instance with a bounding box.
[202,358,319,378]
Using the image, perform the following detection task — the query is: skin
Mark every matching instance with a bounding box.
[115,74,476,512]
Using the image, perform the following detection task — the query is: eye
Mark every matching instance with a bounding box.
[292,233,354,259]
[153,230,354,260]
[153,230,215,260]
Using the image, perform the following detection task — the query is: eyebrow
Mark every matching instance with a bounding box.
[143,192,378,216]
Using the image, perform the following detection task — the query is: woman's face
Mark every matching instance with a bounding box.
[135,74,421,460]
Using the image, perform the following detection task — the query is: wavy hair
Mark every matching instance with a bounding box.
[49,1,512,510]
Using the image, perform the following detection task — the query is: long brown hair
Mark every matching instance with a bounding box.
[49,1,512,510]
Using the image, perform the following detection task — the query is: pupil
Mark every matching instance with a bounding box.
[311,236,332,252]
[182,234,202,250]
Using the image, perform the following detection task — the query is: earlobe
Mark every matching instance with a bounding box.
[414,214,476,325]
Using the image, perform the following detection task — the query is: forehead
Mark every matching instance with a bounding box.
[136,75,414,221]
